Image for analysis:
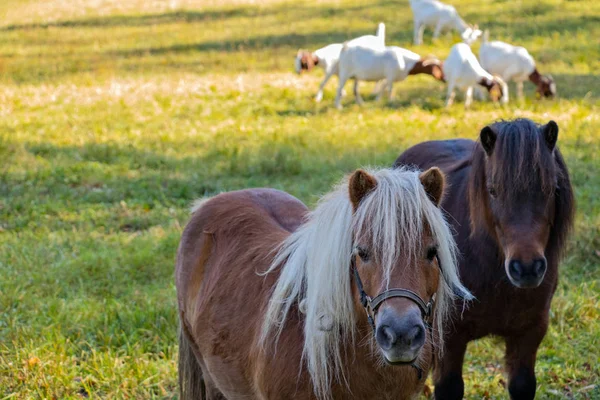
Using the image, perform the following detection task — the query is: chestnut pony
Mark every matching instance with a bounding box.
[395,119,575,399]
[176,167,470,399]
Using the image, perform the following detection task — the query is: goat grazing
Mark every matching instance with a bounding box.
[335,46,445,109]
[479,31,556,99]
[410,0,481,45]
[295,23,386,102]
[443,43,508,108]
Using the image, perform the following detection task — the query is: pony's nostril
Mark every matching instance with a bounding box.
[533,258,546,276]
[508,260,523,277]
[383,326,397,346]
[403,325,424,347]
[377,325,397,350]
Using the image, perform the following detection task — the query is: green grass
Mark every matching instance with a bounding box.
[0,0,598,398]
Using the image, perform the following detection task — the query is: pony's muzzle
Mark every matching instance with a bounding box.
[506,257,547,288]
[375,308,425,364]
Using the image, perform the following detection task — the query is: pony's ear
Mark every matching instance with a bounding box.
[349,169,377,211]
[419,167,445,206]
[543,120,559,151]
[480,126,497,155]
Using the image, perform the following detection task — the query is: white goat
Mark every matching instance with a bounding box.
[479,31,556,99]
[410,0,481,45]
[295,23,386,102]
[443,43,508,108]
[335,45,445,109]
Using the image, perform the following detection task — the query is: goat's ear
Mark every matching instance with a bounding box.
[542,120,559,151]
[349,169,377,211]
[480,126,497,155]
[420,167,445,206]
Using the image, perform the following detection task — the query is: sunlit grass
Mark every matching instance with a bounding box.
[0,0,598,398]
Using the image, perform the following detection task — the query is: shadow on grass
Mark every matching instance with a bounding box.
[276,84,446,115]
[553,73,599,100]
[0,9,256,31]
[7,139,342,207]
[0,1,399,31]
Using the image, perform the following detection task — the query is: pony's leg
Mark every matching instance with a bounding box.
[433,337,468,400]
[464,86,474,108]
[335,74,348,110]
[316,69,334,102]
[505,324,547,400]
[445,84,456,108]
[353,79,364,105]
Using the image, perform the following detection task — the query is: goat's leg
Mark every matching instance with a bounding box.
[386,80,394,101]
[315,69,335,102]
[375,80,386,101]
[445,83,456,107]
[353,79,364,105]
[335,75,348,110]
[465,86,473,109]
[433,22,444,39]
[413,21,423,45]
[517,81,524,100]
[372,79,384,96]
[505,321,547,400]
[473,86,485,101]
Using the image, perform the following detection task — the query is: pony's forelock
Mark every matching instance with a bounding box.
[260,167,466,399]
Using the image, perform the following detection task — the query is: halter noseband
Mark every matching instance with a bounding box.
[351,248,437,380]
[351,251,435,331]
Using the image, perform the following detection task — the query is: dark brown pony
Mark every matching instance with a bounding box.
[395,118,575,399]
[176,167,471,399]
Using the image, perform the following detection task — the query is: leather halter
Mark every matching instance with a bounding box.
[350,249,437,380]
[351,251,435,331]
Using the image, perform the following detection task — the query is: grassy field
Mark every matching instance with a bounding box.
[0,0,598,398]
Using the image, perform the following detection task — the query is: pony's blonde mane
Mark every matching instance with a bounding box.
[260,167,468,399]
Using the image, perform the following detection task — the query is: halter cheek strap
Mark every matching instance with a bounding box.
[351,253,435,331]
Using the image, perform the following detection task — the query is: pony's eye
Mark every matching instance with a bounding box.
[426,247,438,262]
[487,186,497,198]
[357,247,370,262]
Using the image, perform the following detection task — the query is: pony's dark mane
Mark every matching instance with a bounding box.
[468,119,575,259]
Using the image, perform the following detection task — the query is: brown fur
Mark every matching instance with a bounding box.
[394,118,575,400]
[297,50,319,72]
[349,169,378,210]
[176,182,446,399]
[478,77,503,102]
[419,167,445,206]
[409,58,445,82]
[529,68,556,98]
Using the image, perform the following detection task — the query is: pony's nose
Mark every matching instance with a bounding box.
[377,325,397,350]
[507,258,547,288]
[376,308,425,363]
